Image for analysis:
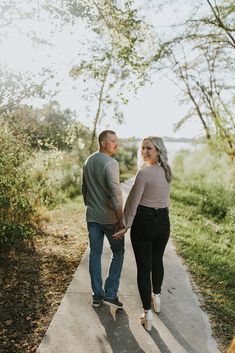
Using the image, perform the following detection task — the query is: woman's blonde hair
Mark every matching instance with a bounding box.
[138,136,173,182]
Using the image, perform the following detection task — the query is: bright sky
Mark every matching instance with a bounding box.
[0,0,205,139]
[103,79,204,139]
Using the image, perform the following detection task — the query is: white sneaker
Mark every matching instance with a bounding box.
[140,309,153,331]
[152,293,161,313]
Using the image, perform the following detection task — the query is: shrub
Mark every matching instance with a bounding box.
[0,123,35,243]
[30,147,86,207]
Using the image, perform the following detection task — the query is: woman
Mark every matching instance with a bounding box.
[113,136,172,331]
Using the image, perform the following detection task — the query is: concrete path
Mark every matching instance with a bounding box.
[37,180,221,353]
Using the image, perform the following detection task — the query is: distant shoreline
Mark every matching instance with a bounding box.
[120,136,205,144]
[163,136,203,143]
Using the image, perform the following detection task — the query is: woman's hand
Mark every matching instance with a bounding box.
[113,227,127,240]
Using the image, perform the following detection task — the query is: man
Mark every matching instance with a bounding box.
[82,130,124,309]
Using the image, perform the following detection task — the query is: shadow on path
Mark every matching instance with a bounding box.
[157,312,199,353]
[147,325,172,353]
[94,305,145,353]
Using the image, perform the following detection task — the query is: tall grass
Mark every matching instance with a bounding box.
[171,146,235,351]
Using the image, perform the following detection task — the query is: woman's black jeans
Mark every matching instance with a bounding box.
[130,205,170,310]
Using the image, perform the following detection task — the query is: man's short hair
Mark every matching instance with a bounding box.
[98,130,116,147]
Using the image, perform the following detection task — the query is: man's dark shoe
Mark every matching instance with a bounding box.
[92,299,103,308]
[103,297,123,309]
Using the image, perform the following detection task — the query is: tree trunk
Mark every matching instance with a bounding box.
[89,49,113,153]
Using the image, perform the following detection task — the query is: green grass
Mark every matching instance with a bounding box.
[171,177,235,351]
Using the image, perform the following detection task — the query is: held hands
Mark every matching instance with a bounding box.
[113,227,127,240]
[113,220,127,240]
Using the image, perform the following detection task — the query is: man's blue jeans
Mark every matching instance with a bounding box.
[87,222,125,301]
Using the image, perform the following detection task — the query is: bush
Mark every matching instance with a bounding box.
[0,123,35,243]
[30,147,87,207]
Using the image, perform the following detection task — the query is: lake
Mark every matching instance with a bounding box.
[165,141,203,163]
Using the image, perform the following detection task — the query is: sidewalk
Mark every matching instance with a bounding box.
[37,180,221,353]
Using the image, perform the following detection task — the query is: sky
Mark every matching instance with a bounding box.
[0,0,205,139]
[104,0,203,138]
[102,78,204,139]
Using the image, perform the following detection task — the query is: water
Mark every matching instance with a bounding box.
[165,141,203,163]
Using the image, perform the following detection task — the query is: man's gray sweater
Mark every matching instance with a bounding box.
[82,152,123,224]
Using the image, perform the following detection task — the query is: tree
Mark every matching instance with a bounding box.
[49,0,159,151]
[0,65,46,114]
[3,101,89,151]
[0,0,59,115]
[200,0,235,49]
[151,0,235,157]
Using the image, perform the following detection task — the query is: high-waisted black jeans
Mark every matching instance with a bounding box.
[130,205,170,310]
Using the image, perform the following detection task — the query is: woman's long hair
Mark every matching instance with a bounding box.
[138,136,173,183]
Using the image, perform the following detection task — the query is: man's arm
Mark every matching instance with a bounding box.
[81,169,87,205]
[115,208,124,228]
[105,161,123,223]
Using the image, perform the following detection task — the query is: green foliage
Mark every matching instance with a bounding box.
[170,179,201,207]
[199,186,232,220]
[155,0,235,158]
[30,137,90,207]
[4,102,87,151]
[67,0,157,149]
[0,122,35,244]
[172,146,235,220]
[115,138,138,179]
[171,147,235,347]
[172,179,234,221]
[29,135,138,207]
[0,64,45,113]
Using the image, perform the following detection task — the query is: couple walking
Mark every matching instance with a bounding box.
[82,130,172,331]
